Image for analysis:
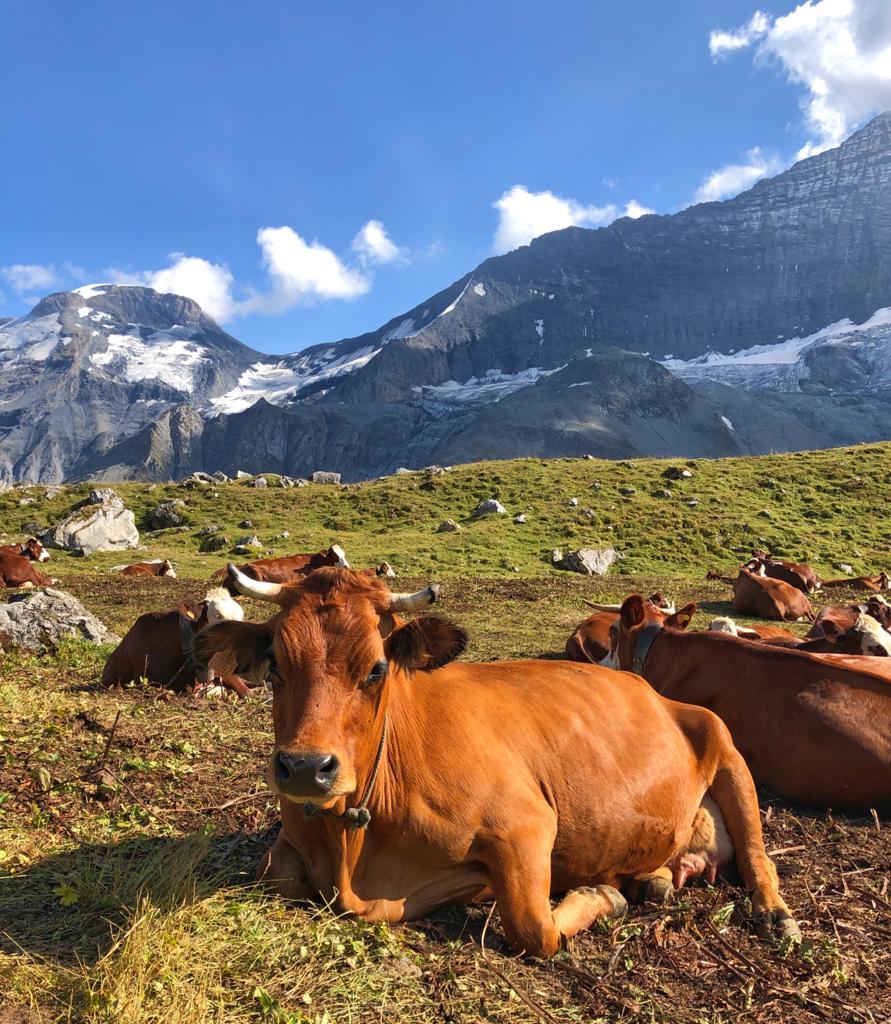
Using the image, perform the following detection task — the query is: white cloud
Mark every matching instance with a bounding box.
[246,226,369,313]
[709,0,891,156]
[1,264,60,293]
[106,255,237,323]
[622,199,655,219]
[352,220,406,265]
[694,147,784,202]
[709,10,770,57]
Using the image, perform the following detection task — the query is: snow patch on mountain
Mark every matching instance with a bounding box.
[0,313,63,362]
[90,329,209,393]
[413,365,566,404]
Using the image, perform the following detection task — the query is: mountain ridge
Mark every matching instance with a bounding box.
[2,113,891,483]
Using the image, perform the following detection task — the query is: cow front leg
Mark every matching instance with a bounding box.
[257,834,314,902]
[485,828,626,957]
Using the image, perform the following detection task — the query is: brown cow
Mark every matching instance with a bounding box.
[0,552,52,588]
[101,588,252,695]
[607,595,891,811]
[0,538,50,563]
[732,568,814,621]
[820,571,891,592]
[708,618,799,642]
[749,551,820,593]
[566,593,676,663]
[216,545,350,594]
[191,565,799,956]
[120,559,176,578]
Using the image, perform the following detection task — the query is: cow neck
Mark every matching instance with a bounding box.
[631,623,663,676]
[302,706,389,832]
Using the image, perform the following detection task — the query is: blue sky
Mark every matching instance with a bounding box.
[2,0,890,354]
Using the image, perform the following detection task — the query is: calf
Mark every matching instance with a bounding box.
[120,559,176,578]
[607,595,891,810]
[0,552,52,588]
[732,568,814,621]
[0,538,50,563]
[190,565,799,956]
[101,588,252,695]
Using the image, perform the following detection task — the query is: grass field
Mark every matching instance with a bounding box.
[1,444,890,1023]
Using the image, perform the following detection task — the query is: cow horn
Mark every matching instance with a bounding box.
[390,584,440,612]
[227,563,284,603]
[582,600,622,611]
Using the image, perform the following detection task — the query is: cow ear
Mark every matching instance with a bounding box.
[666,602,696,630]
[177,601,198,621]
[385,616,468,672]
[620,594,646,628]
[192,620,275,681]
[819,618,843,641]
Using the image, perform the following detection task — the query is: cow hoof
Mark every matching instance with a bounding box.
[755,909,802,944]
[575,885,628,921]
[640,875,674,904]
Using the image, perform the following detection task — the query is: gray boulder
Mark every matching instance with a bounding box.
[237,535,263,549]
[313,471,342,485]
[211,471,230,483]
[45,503,139,555]
[147,500,188,529]
[81,487,124,509]
[436,519,461,533]
[0,588,119,653]
[472,498,507,518]
[249,477,268,488]
[199,534,229,553]
[235,470,252,481]
[557,547,619,576]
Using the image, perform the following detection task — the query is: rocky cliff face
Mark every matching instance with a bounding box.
[2,115,891,483]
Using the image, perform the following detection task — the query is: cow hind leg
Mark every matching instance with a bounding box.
[625,866,674,905]
[708,747,800,942]
[485,826,626,957]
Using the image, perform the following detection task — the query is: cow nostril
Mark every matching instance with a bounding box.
[275,752,301,783]
[314,754,339,784]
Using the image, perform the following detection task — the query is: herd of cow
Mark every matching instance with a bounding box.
[3,536,890,957]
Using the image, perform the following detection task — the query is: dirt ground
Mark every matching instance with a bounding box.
[0,572,889,1023]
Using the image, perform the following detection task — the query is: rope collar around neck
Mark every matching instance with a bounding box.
[632,623,663,676]
[302,711,389,831]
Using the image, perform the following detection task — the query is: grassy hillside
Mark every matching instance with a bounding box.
[2,442,889,580]
[1,443,890,1023]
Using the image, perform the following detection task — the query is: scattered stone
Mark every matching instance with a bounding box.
[45,503,139,556]
[279,475,296,488]
[556,547,619,576]
[249,477,268,489]
[188,471,214,485]
[568,497,579,507]
[424,466,446,476]
[658,489,673,499]
[44,486,64,499]
[584,454,595,460]
[235,470,252,481]
[147,500,188,530]
[836,562,854,575]
[687,498,700,507]
[280,530,290,538]
[80,487,124,509]
[591,482,602,491]
[619,486,636,496]
[436,519,461,533]
[663,467,693,480]
[581,508,596,519]
[211,471,230,483]
[237,535,263,549]
[239,520,254,529]
[514,514,527,524]
[0,588,119,653]
[312,471,342,485]
[18,498,35,506]
[197,524,222,536]
[199,535,229,553]
[395,467,413,475]
[472,499,507,518]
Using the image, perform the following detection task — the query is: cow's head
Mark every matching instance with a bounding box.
[192,565,466,805]
[878,571,891,591]
[160,559,176,578]
[25,538,50,562]
[328,544,350,568]
[822,614,891,657]
[600,594,695,670]
[865,595,891,630]
[743,558,767,577]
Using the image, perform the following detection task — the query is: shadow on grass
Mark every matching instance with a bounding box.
[0,828,274,967]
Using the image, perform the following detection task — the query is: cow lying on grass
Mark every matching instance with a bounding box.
[101,587,254,696]
[565,593,675,663]
[607,595,891,811]
[710,615,891,656]
[119,559,176,578]
[0,552,53,588]
[0,538,50,562]
[192,564,799,957]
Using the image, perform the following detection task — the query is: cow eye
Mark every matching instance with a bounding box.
[364,660,388,687]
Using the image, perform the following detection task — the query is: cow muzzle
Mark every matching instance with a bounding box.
[273,750,340,800]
